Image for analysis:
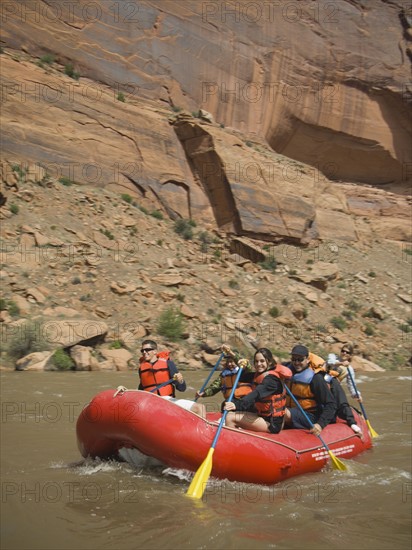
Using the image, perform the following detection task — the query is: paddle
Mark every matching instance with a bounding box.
[284,385,347,471]
[346,367,378,438]
[194,352,225,402]
[186,362,244,499]
[149,377,176,393]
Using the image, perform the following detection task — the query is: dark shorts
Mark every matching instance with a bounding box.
[290,408,316,430]
[267,416,284,434]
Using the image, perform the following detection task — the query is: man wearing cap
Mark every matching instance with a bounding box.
[283,344,336,436]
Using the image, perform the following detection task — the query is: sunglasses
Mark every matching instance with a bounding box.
[141,348,155,353]
[341,350,351,354]
[291,356,306,362]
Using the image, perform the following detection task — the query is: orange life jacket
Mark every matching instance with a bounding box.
[139,350,174,397]
[221,367,253,399]
[252,369,286,418]
[328,364,348,382]
[286,367,317,412]
[308,352,326,373]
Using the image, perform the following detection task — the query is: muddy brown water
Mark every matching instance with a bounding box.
[1,370,411,550]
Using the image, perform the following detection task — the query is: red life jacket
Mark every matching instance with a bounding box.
[139,350,174,396]
[253,368,287,419]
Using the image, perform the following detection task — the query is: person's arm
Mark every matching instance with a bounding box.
[167,360,186,392]
[201,376,222,397]
[310,374,337,428]
[234,375,283,411]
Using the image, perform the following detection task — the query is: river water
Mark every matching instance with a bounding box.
[1,370,411,550]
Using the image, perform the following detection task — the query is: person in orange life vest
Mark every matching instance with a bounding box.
[224,348,292,434]
[139,339,206,417]
[324,353,362,435]
[283,344,336,436]
[195,351,254,409]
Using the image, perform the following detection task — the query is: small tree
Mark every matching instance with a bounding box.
[157,307,185,341]
[7,321,49,360]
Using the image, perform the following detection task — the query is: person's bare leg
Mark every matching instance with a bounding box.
[190,402,206,418]
[225,411,269,433]
[283,408,292,426]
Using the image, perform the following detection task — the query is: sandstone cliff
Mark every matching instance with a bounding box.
[0,0,411,244]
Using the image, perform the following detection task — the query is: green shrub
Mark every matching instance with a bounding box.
[269,306,280,318]
[331,316,347,330]
[12,164,27,183]
[139,206,149,214]
[117,92,125,102]
[174,219,194,240]
[109,340,123,349]
[345,299,362,312]
[121,193,133,204]
[39,53,55,65]
[100,229,114,240]
[259,257,277,272]
[281,298,288,306]
[71,276,81,285]
[7,300,20,317]
[342,310,354,320]
[228,279,239,289]
[157,307,185,341]
[7,321,49,360]
[150,210,164,220]
[58,176,73,186]
[0,298,7,310]
[172,105,182,112]
[368,271,376,278]
[64,63,80,80]
[51,348,75,370]
[364,323,375,336]
[198,231,212,244]
[9,203,19,215]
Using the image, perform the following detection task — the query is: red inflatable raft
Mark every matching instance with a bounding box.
[76,389,373,485]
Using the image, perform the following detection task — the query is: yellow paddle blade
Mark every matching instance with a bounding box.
[366,420,379,438]
[186,448,215,499]
[328,450,347,471]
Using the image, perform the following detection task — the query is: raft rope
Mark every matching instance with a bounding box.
[112,387,358,456]
[113,386,138,397]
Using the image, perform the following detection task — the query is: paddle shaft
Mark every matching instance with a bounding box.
[149,377,175,393]
[194,352,225,402]
[210,365,244,448]
[346,367,368,419]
